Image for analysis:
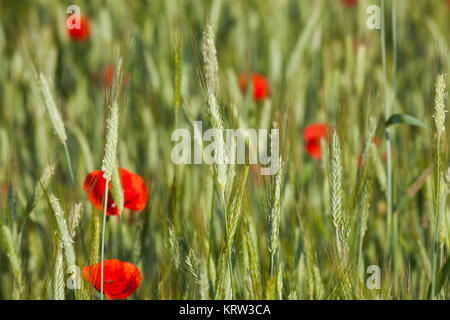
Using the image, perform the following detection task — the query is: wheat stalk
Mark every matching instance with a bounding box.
[202,24,219,95]
[52,244,65,300]
[381,0,393,255]
[0,224,23,299]
[199,257,209,299]
[39,73,67,144]
[214,167,249,299]
[108,58,125,215]
[89,211,101,266]
[268,156,284,276]
[431,73,447,299]
[38,73,74,183]
[99,99,120,300]
[48,194,76,272]
[433,74,447,139]
[202,23,238,298]
[102,104,119,182]
[111,164,124,214]
[98,60,122,298]
[20,163,56,243]
[242,214,261,299]
[357,176,373,277]
[69,203,83,239]
[330,131,349,263]
[27,163,56,211]
[202,24,230,192]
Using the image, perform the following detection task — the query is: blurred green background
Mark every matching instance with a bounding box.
[0,0,449,299]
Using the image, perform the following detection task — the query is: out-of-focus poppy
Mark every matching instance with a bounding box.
[0,181,7,204]
[82,259,141,300]
[341,0,358,7]
[102,64,130,88]
[352,37,367,54]
[238,72,270,102]
[358,137,381,167]
[303,123,327,159]
[249,163,269,186]
[66,14,90,41]
[1,181,7,195]
[358,137,392,167]
[83,168,148,216]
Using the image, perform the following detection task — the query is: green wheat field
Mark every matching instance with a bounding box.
[0,0,449,300]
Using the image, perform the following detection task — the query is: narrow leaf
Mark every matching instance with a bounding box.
[426,254,450,299]
[386,114,428,130]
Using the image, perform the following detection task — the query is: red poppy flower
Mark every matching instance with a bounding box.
[303,123,327,159]
[238,72,270,102]
[66,14,90,41]
[341,0,358,7]
[83,168,148,216]
[82,259,141,300]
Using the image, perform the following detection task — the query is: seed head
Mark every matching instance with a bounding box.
[102,103,119,181]
[433,74,447,139]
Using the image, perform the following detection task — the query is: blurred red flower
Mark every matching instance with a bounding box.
[0,181,7,204]
[352,37,367,54]
[341,0,358,7]
[303,123,327,159]
[82,259,141,300]
[83,168,148,216]
[358,137,391,167]
[358,137,381,167]
[238,72,270,102]
[66,14,90,41]
[102,64,130,88]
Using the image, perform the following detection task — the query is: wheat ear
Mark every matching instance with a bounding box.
[38,73,74,183]
[431,73,447,299]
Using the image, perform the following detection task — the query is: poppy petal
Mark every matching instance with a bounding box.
[66,15,90,41]
[83,170,118,216]
[238,72,269,102]
[120,168,149,211]
[303,123,327,141]
[305,139,322,159]
[83,168,148,216]
[82,260,141,300]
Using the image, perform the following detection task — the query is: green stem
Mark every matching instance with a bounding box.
[392,0,397,115]
[357,240,364,279]
[221,189,235,299]
[392,207,398,273]
[431,146,441,300]
[381,0,393,256]
[100,179,109,300]
[391,0,399,277]
[118,214,123,260]
[270,253,276,277]
[63,142,75,184]
[208,174,215,266]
